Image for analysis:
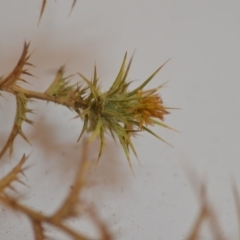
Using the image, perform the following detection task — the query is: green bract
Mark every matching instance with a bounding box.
[76,53,173,170]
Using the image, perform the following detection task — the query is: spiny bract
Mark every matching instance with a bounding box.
[76,53,174,170]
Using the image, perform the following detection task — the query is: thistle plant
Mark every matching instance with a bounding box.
[0,41,174,171]
[0,36,173,236]
[0,3,174,234]
[1,2,236,240]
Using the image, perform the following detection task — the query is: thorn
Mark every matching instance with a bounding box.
[38,0,47,26]
[18,130,31,145]
[68,0,77,17]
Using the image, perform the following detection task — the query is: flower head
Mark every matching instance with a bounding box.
[128,89,169,129]
[76,53,174,171]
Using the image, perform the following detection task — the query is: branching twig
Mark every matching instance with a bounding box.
[0,141,112,240]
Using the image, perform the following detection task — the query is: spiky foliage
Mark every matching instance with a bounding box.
[0,154,28,195]
[0,43,174,172]
[45,66,75,98]
[77,54,174,170]
[0,93,34,158]
[0,42,33,88]
[0,43,35,158]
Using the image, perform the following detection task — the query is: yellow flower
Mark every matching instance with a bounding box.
[131,89,169,129]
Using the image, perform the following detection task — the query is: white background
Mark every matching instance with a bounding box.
[0,1,240,239]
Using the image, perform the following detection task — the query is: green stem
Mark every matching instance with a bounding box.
[3,85,87,111]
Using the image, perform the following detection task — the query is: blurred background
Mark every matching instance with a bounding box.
[0,0,240,239]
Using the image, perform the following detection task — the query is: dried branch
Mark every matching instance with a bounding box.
[0,154,28,194]
[0,42,33,89]
[88,206,113,240]
[186,182,227,240]
[0,93,33,158]
[51,139,89,220]
[0,142,111,240]
[32,221,45,240]
[0,195,90,240]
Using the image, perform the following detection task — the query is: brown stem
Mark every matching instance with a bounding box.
[0,196,91,240]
